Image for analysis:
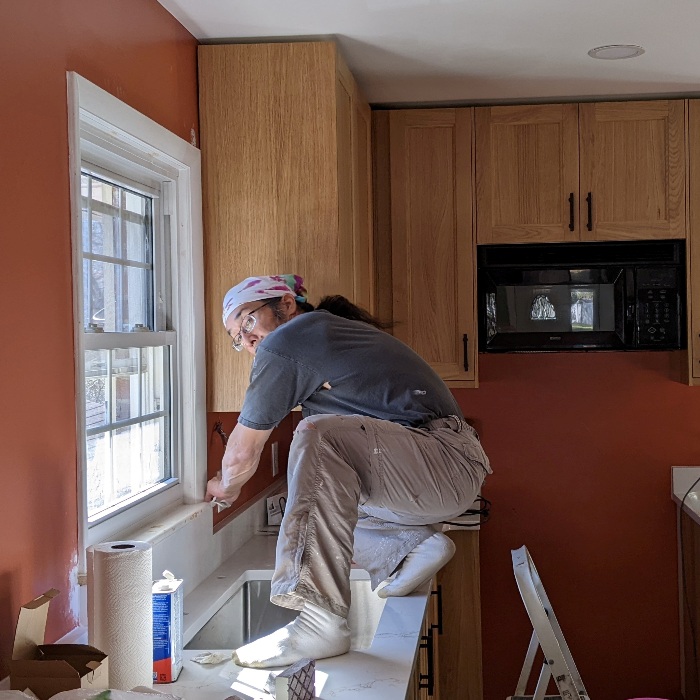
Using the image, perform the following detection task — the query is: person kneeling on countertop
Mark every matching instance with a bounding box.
[206,274,491,669]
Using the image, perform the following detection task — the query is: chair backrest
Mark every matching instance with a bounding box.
[511,545,589,699]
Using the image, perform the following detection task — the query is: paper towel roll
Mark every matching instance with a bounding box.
[87,541,153,690]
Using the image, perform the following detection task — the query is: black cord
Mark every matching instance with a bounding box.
[679,474,700,688]
[441,495,491,527]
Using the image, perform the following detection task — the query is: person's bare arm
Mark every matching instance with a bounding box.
[205,423,273,502]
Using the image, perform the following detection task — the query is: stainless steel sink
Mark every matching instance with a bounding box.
[185,576,385,651]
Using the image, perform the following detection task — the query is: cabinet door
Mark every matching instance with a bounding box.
[437,531,482,700]
[199,42,344,411]
[579,100,686,241]
[475,104,580,244]
[390,109,477,386]
[688,100,700,383]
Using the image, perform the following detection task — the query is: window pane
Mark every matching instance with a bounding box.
[87,418,169,519]
[90,208,119,258]
[85,259,150,331]
[86,432,110,515]
[111,417,168,505]
[81,173,153,331]
[85,350,108,428]
[86,345,171,520]
[125,219,149,263]
[141,346,167,415]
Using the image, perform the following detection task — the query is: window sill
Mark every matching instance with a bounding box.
[78,501,210,584]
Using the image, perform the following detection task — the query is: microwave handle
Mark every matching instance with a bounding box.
[463,333,469,372]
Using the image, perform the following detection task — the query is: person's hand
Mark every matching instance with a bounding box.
[205,473,242,503]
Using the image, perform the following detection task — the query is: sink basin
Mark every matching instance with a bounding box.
[185,575,386,651]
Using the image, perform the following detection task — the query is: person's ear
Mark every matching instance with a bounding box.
[282,292,297,316]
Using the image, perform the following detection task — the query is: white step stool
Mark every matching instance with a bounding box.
[508,545,590,700]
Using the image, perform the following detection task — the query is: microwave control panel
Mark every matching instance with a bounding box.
[635,267,680,347]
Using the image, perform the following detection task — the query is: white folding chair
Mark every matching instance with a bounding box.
[508,545,590,700]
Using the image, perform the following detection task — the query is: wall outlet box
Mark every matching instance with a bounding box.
[266,494,286,526]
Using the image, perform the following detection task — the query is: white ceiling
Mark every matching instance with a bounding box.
[157,0,700,105]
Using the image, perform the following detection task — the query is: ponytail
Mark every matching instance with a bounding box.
[316,295,392,330]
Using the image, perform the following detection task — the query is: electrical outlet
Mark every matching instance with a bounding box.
[271,441,279,477]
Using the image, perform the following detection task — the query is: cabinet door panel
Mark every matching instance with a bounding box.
[475,104,579,243]
[579,100,686,240]
[351,96,374,313]
[199,42,352,411]
[689,100,700,381]
[390,109,476,384]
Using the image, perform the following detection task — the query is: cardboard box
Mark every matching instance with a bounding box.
[152,577,183,683]
[11,588,109,700]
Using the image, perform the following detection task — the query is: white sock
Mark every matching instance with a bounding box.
[232,602,350,669]
[377,532,456,598]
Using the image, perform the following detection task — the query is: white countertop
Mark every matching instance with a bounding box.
[169,535,430,700]
[672,466,700,526]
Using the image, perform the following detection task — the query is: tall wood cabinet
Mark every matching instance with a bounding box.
[387,108,477,388]
[476,100,686,244]
[198,42,373,411]
[688,100,700,385]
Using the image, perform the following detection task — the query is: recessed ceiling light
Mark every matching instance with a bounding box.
[588,44,645,60]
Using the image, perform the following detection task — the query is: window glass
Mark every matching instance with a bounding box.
[81,173,153,332]
[81,171,171,522]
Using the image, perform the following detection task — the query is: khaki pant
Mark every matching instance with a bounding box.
[270,414,491,618]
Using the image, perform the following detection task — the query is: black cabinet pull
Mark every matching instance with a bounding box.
[463,333,469,372]
[568,192,575,231]
[430,585,443,635]
[418,628,435,696]
[586,192,593,231]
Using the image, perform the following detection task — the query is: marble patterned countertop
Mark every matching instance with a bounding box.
[168,535,430,700]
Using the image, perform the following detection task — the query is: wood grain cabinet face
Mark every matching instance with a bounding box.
[389,109,477,387]
[475,100,686,244]
[475,104,580,244]
[198,42,372,411]
[688,100,700,382]
[580,101,686,241]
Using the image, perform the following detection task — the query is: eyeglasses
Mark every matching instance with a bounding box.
[231,299,276,351]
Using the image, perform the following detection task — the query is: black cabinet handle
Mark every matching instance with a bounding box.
[418,628,435,696]
[463,333,469,372]
[586,192,593,231]
[430,585,443,635]
[568,192,575,231]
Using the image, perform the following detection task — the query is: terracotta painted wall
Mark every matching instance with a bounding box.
[458,350,700,700]
[0,0,198,677]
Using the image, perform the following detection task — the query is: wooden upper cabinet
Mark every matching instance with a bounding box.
[687,100,700,383]
[475,104,580,244]
[199,42,372,411]
[579,100,686,240]
[476,99,686,244]
[390,109,477,386]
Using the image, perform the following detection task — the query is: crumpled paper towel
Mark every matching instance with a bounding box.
[0,692,39,700]
[191,650,229,664]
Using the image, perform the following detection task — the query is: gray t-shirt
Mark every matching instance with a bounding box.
[238,310,462,430]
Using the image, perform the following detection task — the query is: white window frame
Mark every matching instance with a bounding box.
[67,72,206,562]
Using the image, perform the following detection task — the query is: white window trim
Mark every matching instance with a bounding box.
[67,72,206,568]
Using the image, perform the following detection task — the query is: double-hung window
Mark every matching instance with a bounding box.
[68,73,205,553]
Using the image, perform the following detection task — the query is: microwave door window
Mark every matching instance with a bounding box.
[494,284,617,335]
[505,285,572,333]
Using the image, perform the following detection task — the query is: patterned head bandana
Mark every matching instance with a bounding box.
[222,274,308,326]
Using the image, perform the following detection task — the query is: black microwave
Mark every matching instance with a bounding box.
[477,240,686,352]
